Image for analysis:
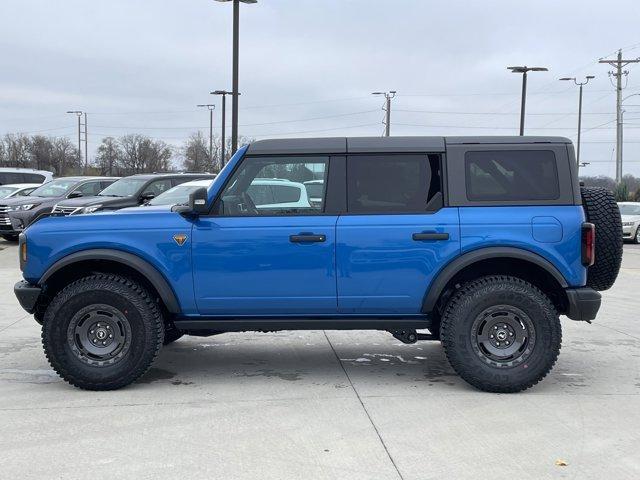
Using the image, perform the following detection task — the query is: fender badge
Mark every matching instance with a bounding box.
[173,234,188,246]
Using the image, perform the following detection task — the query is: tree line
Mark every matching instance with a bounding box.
[580,175,640,202]
[0,132,252,177]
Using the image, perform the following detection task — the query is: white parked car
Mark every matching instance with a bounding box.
[146,179,215,206]
[248,178,312,210]
[0,168,53,186]
[303,179,324,208]
[619,202,640,243]
[0,183,41,199]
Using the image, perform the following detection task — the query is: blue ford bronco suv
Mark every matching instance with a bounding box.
[14,136,623,392]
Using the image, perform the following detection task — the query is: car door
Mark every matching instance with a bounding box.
[192,155,338,315]
[336,153,461,314]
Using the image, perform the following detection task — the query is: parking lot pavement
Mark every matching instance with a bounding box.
[0,239,639,480]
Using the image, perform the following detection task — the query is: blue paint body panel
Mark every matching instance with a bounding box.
[458,206,586,287]
[336,209,461,314]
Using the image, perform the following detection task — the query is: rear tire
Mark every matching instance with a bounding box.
[441,275,561,393]
[580,186,622,290]
[42,274,164,390]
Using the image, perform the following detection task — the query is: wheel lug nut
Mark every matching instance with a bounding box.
[102,341,106,345]
[496,342,500,346]
[505,341,510,345]
[90,330,94,334]
[494,326,498,330]
[509,332,514,336]
[490,335,494,339]
[109,334,113,338]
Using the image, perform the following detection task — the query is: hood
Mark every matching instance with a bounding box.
[54,195,138,208]
[0,196,57,206]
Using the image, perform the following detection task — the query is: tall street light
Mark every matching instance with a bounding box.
[507,66,548,135]
[372,91,397,137]
[215,0,257,155]
[66,110,84,172]
[211,90,240,167]
[560,75,595,166]
[197,104,216,170]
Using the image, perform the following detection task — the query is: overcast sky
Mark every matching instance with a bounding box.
[2,0,640,176]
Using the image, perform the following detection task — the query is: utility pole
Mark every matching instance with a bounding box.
[215,0,257,155]
[211,90,240,168]
[83,112,88,174]
[507,66,548,135]
[66,110,84,173]
[599,50,640,183]
[560,75,594,166]
[197,104,216,171]
[372,91,397,137]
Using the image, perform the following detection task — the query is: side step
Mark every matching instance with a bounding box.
[173,316,432,333]
[390,329,438,344]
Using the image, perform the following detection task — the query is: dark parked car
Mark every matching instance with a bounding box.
[51,173,216,215]
[0,176,118,241]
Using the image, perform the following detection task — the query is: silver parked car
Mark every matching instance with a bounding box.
[619,202,640,243]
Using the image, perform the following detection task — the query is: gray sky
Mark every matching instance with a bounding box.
[2,0,640,176]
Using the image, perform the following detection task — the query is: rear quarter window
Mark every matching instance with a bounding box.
[465,150,560,201]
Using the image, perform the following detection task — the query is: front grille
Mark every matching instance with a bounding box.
[0,205,9,214]
[0,218,10,225]
[52,205,82,215]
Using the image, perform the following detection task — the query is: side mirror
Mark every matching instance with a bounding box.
[140,192,155,202]
[173,187,209,216]
[68,191,83,198]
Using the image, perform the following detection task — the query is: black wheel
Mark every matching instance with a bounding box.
[2,234,19,242]
[42,274,164,390]
[441,275,561,393]
[581,186,622,290]
[163,323,184,345]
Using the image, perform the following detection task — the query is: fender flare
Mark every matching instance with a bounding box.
[422,247,569,313]
[39,249,181,313]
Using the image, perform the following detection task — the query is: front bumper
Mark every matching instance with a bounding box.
[14,280,42,314]
[565,287,601,321]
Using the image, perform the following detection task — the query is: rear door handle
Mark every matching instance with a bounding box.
[412,232,449,241]
[290,233,326,243]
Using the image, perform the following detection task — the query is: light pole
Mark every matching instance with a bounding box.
[215,0,257,155]
[211,90,240,167]
[560,75,594,166]
[66,110,84,172]
[619,93,640,180]
[507,66,548,135]
[372,91,397,137]
[197,104,216,170]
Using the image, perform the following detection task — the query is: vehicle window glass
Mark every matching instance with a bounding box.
[143,179,173,197]
[17,187,36,196]
[30,178,79,197]
[465,150,560,201]
[76,181,103,196]
[0,172,24,185]
[0,186,18,198]
[148,183,210,206]
[218,157,328,216]
[347,154,440,213]
[23,173,46,183]
[619,204,640,215]
[99,178,148,197]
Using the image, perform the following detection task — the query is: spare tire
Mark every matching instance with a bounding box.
[581,186,622,291]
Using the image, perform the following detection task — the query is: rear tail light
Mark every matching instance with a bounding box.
[581,222,595,266]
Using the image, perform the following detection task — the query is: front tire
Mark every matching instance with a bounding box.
[440,275,561,393]
[42,274,164,390]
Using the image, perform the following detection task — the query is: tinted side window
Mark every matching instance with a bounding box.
[143,179,172,197]
[347,154,441,214]
[0,172,25,185]
[76,181,103,196]
[465,150,559,201]
[23,173,46,183]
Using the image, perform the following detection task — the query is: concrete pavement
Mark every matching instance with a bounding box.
[0,239,639,479]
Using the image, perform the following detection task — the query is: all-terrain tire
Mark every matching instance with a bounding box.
[440,275,562,393]
[581,186,622,291]
[42,274,164,390]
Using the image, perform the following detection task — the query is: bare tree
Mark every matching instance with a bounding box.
[95,137,122,176]
[119,134,173,175]
[182,132,210,172]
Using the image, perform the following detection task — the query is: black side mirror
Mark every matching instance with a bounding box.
[68,191,83,198]
[140,192,155,202]
[173,187,209,216]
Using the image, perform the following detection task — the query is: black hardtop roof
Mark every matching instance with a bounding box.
[246,136,572,155]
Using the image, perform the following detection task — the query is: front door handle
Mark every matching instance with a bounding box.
[412,232,449,241]
[290,233,326,243]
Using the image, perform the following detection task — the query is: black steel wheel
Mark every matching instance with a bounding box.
[441,275,561,393]
[42,274,164,390]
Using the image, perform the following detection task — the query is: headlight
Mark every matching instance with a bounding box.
[83,205,102,214]
[9,203,38,211]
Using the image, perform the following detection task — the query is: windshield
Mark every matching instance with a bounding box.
[148,184,206,206]
[619,203,640,215]
[0,186,18,198]
[99,178,148,197]
[30,178,78,197]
